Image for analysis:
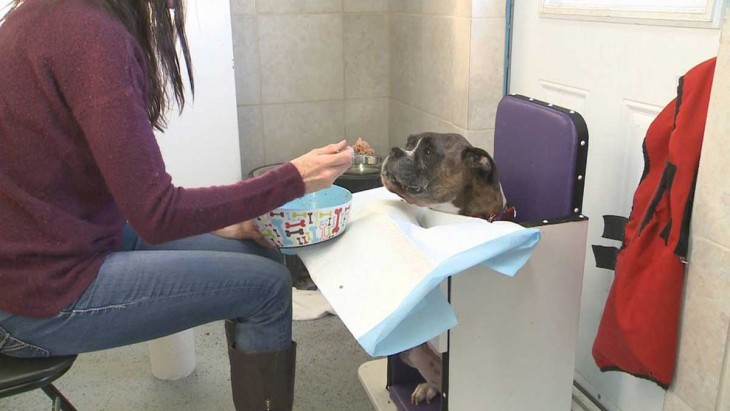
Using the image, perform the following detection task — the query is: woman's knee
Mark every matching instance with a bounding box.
[267,263,293,303]
[238,258,292,306]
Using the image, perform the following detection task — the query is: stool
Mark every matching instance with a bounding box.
[0,353,77,410]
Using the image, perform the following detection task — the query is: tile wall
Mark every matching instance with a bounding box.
[389,0,506,151]
[230,0,390,175]
[230,0,507,176]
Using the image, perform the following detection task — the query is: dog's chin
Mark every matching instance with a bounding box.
[381,172,432,206]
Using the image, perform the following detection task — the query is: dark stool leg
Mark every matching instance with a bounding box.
[41,384,77,411]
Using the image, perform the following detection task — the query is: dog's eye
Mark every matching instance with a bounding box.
[424,148,432,156]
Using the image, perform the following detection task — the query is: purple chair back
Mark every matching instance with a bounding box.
[494,95,588,224]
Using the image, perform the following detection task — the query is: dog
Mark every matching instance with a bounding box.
[380,132,510,404]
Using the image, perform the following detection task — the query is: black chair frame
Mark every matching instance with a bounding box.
[0,353,78,411]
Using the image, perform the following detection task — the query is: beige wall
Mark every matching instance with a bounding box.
[230,0,507,177]
[389,0,506,151]
[663,7,730,411]
[230,0,390,175]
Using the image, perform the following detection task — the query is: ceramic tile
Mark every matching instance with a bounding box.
[472,0,506,18]
[258,15,344,103]
[717,324,730,411]
[255,0,342,14]
[466,129,495,153]
[662,392,695,411]
[390,14,422,110]
[230,0,255,16]
[388,0,402,12]
[672,237,730,410]
[395,0,471,17]
[685,237,730,301]
[262,101,346,164]
[392,15,471,126]
[419,16,456,122]
[468,17,506,130]
[344,0,389,12]
[692,36,730,249]
[388,99,414,147]
[344,13,390,98]
[231,16,260,105]
[345,98,389,156]
[237,105,266,175]
[389,99,465,148]
[452,17,471,129]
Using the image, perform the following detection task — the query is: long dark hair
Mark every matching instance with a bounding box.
[2,0,194,131]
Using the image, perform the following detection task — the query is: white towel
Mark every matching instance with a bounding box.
[294,187,541,357]
[292,287,336,320]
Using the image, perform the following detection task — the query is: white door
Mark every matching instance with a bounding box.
[509,1,723,410]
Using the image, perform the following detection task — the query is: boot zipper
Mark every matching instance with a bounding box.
[262,351,281,410]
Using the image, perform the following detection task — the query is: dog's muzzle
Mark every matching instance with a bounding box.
[382,167,428,195]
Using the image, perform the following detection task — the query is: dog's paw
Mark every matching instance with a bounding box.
[411,382,439,405]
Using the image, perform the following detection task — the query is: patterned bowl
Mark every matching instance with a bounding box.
[253,185,353,248]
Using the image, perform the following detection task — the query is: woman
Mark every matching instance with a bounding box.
[0,0,353,409]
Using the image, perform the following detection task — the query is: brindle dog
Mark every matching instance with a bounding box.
[380,132,508,404]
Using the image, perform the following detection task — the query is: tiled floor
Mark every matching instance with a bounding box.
[0,315,374,411]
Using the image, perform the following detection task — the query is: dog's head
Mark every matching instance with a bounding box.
[381,132,505,216]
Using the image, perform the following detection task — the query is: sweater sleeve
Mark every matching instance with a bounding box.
[51,12,305,244]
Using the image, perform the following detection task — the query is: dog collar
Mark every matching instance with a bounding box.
[473,205,517,223]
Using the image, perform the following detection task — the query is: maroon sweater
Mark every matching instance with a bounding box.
[0,0,305,318]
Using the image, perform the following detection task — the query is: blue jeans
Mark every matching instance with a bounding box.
[0,225,293,358]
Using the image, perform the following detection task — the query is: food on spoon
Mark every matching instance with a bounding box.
[351,138,375,155]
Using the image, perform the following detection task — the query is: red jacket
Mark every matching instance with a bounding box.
[592,58,715,388]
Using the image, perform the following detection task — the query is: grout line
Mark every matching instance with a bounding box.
[342,12,348,139]
[243,5,499,156]
[253,6,268,164]
[390,97,487,134]
[387,11,393,148]
[255,11,389,16]
[692,236,730,252]
[393,12,474,18]
[714,316,730,410]
[250,12,486,18]
[390,96,466,131]
[465,13,473,131]
[239,96,389,108]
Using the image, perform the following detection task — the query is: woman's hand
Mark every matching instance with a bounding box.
[212,220,271,248]
[290,140,354,193]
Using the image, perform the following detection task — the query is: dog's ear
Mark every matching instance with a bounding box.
[462,147,498,185]
[405,133,424,150]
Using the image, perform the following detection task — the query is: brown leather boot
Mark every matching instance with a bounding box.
[225,320,296,411]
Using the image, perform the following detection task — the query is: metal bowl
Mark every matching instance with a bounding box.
[347,155,382,175]
[353,154,381,165]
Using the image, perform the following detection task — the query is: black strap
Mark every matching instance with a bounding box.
[601,215,628,242]
[592,245,620,271]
